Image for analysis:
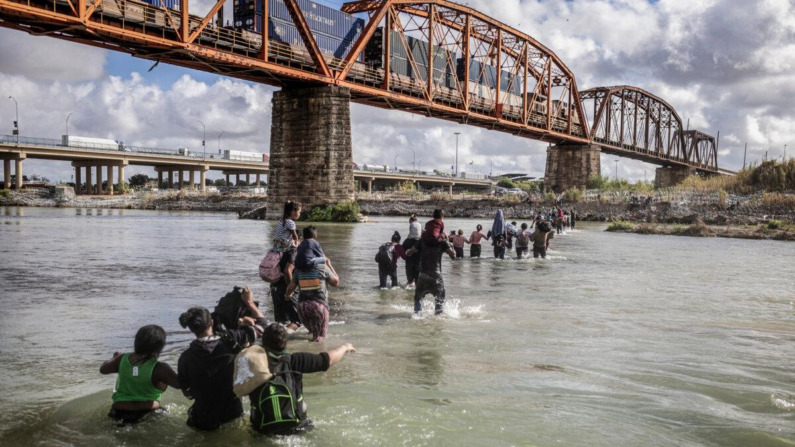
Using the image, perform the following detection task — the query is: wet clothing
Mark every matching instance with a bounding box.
[454,247,465,259]
[402,238,421,283]
[178,327,259,431]
[379,264,398,288]
[292,265,336,341]
[112,354,162,403]
[516,246,529,259]
[533,246,547,259]
[413,240,452,314]
[470,244,482,258]
[298,299,329,341]
[493,245,506,259]
[270,251,301,326]
[108,408,154,425]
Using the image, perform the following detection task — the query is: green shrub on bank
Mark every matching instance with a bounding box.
[0,189,9,199]
[497,177,516,189]
[767,219,783,230]
[587,175,654,194]
[308,200,359,223]
[606,220,635,232]
[563,188,584,202]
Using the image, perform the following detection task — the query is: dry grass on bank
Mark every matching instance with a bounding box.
[678,159,795,194]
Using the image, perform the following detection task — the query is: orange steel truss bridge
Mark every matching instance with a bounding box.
[0,0,722,173]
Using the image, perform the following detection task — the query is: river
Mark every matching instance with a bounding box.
[0,206,793,447]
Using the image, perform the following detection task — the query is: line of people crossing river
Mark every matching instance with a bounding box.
[99,200,577,437]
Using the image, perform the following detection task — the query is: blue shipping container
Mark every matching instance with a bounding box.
[140,0,179,9]
[457,58,523,95]
[235,0,364,42]
[235,14,364,61]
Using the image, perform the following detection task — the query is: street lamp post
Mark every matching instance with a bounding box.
[65,112,73,138]
[394,154,399,172]
[454,132,461,176]
[218,131,225,154]
[448,152,455,175]
[614,160,619,182]
[409,147,416,172]
[8,96,19,145]
[488,158,494,177]
[197,120,206,159]
[417,159,423,173]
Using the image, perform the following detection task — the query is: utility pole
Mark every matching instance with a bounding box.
[489,158,494,177]
[454,132,461,177]
[785,144,788,161]
[8,96,18,145]
[66,112,73,137]
[394,154,399,172]
[614,160,619,182]
[197,120,206,159]
[218,131,225,154]
[743,143,747,170]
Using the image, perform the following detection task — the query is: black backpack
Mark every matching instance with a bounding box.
[212,287,259,353]
[538,221,552,233]
[374,243,394,267]
[250,355,304,435]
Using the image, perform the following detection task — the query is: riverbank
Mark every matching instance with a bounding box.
[0,187,264,213]
[605,219,795,241]
[3,187,795,228]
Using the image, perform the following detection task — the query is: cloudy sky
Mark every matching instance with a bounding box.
[0,0,792,182]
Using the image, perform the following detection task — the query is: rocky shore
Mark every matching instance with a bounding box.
[0,187,265,214]
[606,220,795,242]
[3,187,794,229]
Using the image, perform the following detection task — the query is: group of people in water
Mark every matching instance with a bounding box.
[99,201,576,436]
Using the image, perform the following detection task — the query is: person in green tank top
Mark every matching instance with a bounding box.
[100,325,181,424]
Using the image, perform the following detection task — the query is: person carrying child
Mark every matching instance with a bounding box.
[100,325,181,424]
[286,226,340,342]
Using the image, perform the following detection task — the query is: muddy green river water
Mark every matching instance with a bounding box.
[0,206,793,447]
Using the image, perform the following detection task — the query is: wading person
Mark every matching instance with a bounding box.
[286,226,340,342]
[249,324,356,435]
[177,288,265,431]
[270,249,301,331]
[422,209,446,246]
[451,229,468,259]
[489,209,508,259]
[100,325,180,424]
[530,221,554,259]
[515,223,531,259]
[468,224,488,258]
[406,234,456,316]
[376,231,404,289]
[403,216,422,288]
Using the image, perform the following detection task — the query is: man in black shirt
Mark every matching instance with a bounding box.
[177,290,267,431]
[406,239,456,315]
[252,324,356,434]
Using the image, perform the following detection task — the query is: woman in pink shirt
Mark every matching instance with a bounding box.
[468,224,489,258]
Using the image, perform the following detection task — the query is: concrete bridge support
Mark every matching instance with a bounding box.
[1,153,26,189]
[155,166,209,192]
[544,144,601,193]
[266,86,354,219]
[71,161,128,195]
[655,167,696,189]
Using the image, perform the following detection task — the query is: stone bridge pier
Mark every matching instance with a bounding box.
[1,152,25,189]
[266,86,355,219]
[544,144,601,193]
[654,166,697,188]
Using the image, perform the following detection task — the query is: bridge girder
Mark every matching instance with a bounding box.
[580,86,718,171]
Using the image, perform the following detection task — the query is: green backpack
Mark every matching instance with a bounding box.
[250,355,304,435]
